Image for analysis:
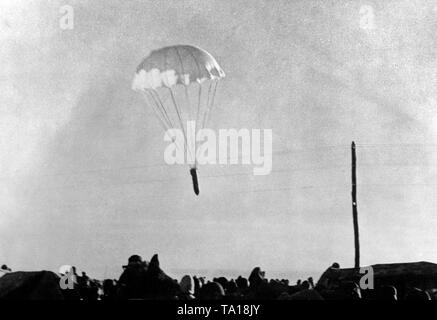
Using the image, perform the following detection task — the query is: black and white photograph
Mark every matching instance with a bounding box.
[1,0,437,309]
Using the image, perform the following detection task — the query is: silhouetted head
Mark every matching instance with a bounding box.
[215,277,228,289]
[331,262,340,269]
[249,267,265,288]
[236,276,248,289]
[227,280,238,294]
[180,275,195,295]
[128,255,143,265]
[301,280,310,290]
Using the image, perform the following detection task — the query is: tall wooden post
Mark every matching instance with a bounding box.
[351,141,360,269]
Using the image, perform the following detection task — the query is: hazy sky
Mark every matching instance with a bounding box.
[2,0,437,280]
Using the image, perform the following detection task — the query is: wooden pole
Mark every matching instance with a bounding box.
[351,141,360,268]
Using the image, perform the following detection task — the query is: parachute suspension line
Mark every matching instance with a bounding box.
[202,80,219,132]
[206,80,218,127]
[195,82,202,126]
[149,90,175,130]
[149,91,173,130]
[169,87,195,167]
[150,89,187,152]
[184,86,192,121]
[143,90,185,154]
[194,82,202,166]
[197,80,218,161]
[195,81,213,160]
[201,81,213,131]
[142,91,182,153]
[140,90,169,133]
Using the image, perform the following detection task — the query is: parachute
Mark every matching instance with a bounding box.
[132,45,226,195]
